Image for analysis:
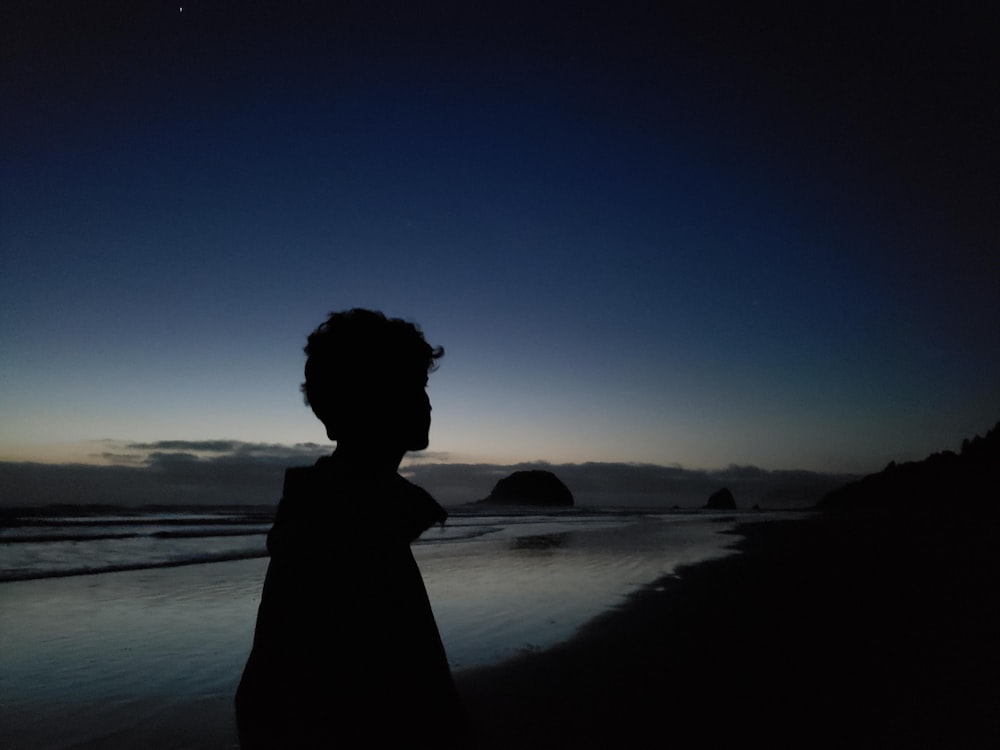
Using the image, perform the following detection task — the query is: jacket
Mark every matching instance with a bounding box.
[235,455,466,748]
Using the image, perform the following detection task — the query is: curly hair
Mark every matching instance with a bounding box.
[301,309,443,438]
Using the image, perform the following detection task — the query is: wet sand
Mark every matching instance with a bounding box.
[457,509,1000,749]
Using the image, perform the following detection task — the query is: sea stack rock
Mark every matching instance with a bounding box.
[480,470,574,507]
[705,487,737,510]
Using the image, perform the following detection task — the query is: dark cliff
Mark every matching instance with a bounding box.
[820,422,999,513]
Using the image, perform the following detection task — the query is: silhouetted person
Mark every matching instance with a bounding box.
[235,309,466,748]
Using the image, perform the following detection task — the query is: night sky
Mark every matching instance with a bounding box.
[3,1,998,477]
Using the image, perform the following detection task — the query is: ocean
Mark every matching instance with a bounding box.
[0,505,781,748]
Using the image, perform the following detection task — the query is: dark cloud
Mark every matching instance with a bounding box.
[127,440,241,453]
[399,463,515,506]
[120,441,331,472]
[96,452,146,465]
[147,451,201,464]
[0,442,854,509]
[0,461,280,507]
[127,440,328,460]
[227,443,329,461]
[403,461,852,509]
[403,451,454,464]
[0,441,332,507]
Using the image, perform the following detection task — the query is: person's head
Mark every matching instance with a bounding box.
[301,308,443,452]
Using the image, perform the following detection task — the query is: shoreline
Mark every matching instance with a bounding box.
[456,509,1000,748]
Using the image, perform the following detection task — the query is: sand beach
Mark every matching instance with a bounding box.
[2,506,997,748]
[458,509,1000,749]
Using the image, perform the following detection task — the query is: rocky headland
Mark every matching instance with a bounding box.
[477,469,574,508]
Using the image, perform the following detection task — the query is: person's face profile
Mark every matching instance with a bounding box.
[398,379,432,452]
[349,376,431,453]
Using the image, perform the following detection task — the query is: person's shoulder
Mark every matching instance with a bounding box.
[282,462,322,498]
[282,454,344,497]
[391,474,448,540]
[268,459,338,557]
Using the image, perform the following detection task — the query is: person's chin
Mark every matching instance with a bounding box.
[407,434,430,452]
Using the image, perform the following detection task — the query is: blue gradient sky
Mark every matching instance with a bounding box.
[2,2,998,474]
